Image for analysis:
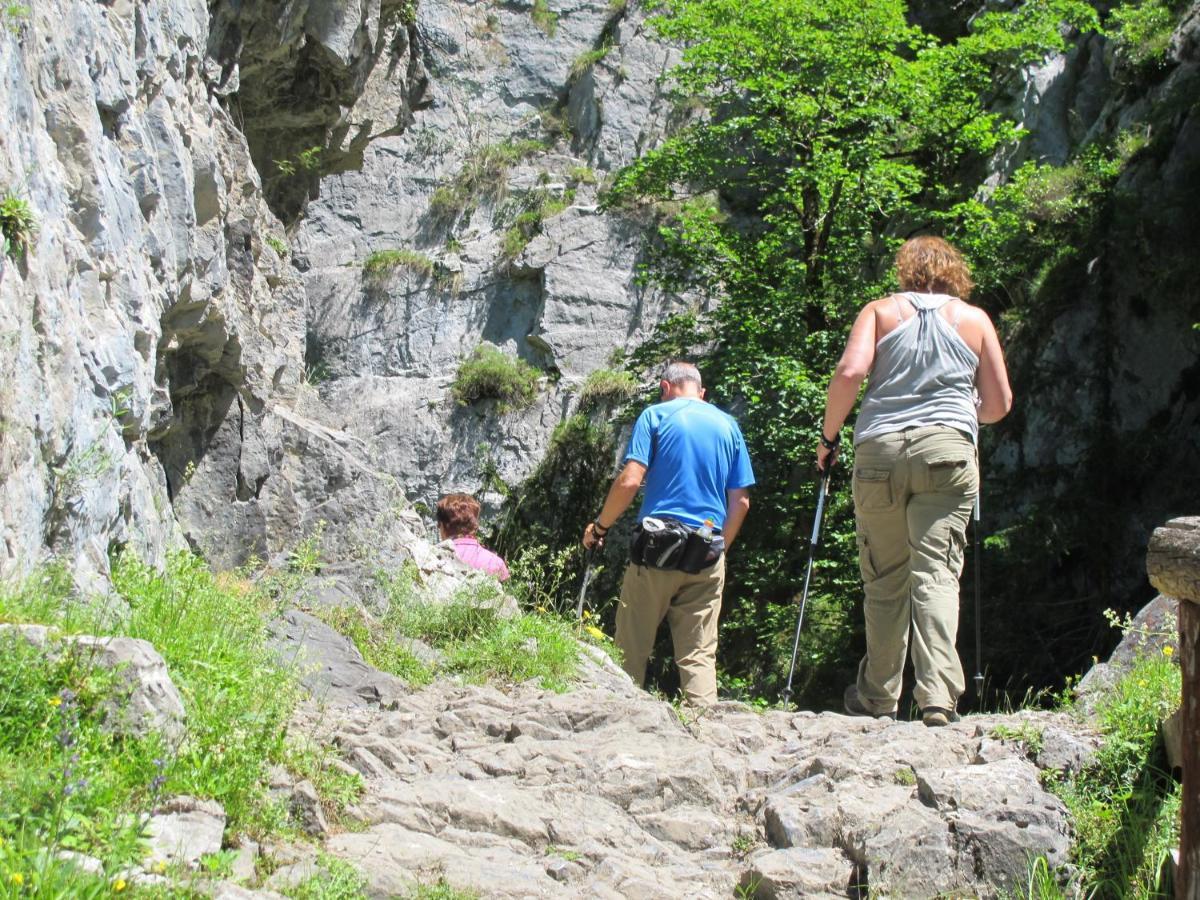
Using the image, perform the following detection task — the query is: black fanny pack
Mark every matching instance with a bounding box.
[630,517,723,574]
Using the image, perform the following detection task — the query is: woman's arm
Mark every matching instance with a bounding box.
[817,302,878,469]
[975,311,1013,423]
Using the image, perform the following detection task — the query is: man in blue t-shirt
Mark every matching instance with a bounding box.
[582,362,754,706]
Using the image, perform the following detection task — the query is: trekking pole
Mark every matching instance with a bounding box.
[972,492,984,702]
[781,467,831,707]
[575,545,598,621]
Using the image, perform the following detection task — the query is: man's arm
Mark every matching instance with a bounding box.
[582,460,647,548]
[722,488,751,550]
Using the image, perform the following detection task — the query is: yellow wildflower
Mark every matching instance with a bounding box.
[9,872,24,886]
[47,696,62,707]
[152,861,167,874]
[1163,645,1175,657]
[585,625,605,641]
[113,877,128,892]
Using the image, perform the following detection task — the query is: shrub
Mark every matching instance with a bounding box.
[578,368,639,410]
[265,235,288,257]
[452,346,540,412]
[363,248,435,279]
[1108,0,1177,73]
[0,192,36,259]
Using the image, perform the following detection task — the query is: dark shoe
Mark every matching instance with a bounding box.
[843,685,897,720]
[922,707,960,727]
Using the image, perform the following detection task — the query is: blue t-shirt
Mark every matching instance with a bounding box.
[625,397,755,529]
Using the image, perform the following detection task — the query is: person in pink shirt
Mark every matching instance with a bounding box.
[436,493,510,582]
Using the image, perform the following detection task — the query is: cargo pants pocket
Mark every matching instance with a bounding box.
[853,467,894,512]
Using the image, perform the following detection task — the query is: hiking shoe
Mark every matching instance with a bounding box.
[922,707,960,727]
[843,685,897,720]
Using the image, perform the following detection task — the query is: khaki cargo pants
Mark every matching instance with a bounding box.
[852,425,978,714]
[616,557,725,707]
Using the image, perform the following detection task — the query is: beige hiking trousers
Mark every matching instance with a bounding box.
[616,557,725,707]
[852,425,978,713]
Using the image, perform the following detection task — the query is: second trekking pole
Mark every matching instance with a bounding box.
[575,545,598,621]
[972,492,984,701]
[781,467,832,707]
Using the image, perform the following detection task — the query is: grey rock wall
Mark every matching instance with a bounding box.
[0,0,305,584]
[0,0,695,582]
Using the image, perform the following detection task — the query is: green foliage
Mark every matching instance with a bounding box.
[265,235,289,257]
[284,854,367,900]
[1107,0,1182,74]
[363,248,436,279]
[451,346,540,412]
[352,570,585,692]
[1048,640,1181,897]
[2,4,30,33]
[429,139,547,219]
[577,368,640,411]
[585,0,1100,705]
[1,192,36,259]
[531,0,557,37]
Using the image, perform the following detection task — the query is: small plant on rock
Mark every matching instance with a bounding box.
[530,0,557,36]
[1,191,36,259]
[363,248,436,279]
[452,346,540,412]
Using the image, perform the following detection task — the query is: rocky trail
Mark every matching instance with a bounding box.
[244,607,1098,899]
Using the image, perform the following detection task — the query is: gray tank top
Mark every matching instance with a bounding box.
[853,293,979,445]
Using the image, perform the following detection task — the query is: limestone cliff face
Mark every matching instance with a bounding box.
[0,0,691,582]
[0,0,304,584]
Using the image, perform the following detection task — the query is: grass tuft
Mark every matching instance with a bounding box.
[578,368,639,411]
[452,346,540,412]
[363,248,436,279]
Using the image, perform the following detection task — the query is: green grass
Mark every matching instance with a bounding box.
[363,249,435,279]
[406,878,479,899]
[578,368,639,410]
[0,552,357,895]
[498,190,573,263]
[451,346,540,412]
[1044,646,1181,898]
[530,0,557,36]
[283,854,367,899]
[570,43,612,81]
[321,569,590,694]
[265,235,289,257]
[0,192,36,259]
[429,140,547,219]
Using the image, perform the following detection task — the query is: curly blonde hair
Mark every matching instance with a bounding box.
[894,236,974,300]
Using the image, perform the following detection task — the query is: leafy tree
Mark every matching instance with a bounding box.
[603,0,1097,705]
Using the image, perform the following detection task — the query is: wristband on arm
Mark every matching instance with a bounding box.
[820,431,841,450]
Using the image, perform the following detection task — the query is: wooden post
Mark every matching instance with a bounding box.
[1148,516,1200,900]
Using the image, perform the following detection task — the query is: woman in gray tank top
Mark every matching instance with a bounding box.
[815,237,1012,727]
